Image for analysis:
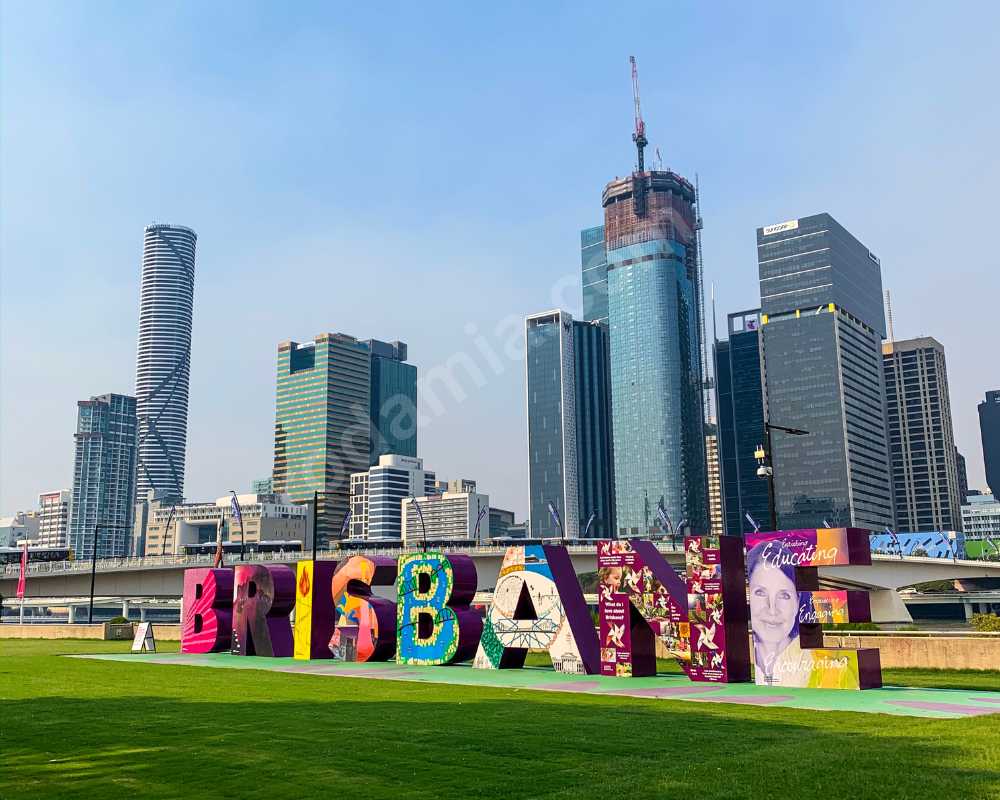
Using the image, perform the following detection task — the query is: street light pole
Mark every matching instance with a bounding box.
[88,524,99,624]
[312,490,319,562]
[757,421,810,532]
[763,423,777,531]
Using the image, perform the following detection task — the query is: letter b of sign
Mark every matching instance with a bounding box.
[396,551,482,665]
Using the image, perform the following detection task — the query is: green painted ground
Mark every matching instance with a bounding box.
[78,649,1000,718]
[1,640,999,799]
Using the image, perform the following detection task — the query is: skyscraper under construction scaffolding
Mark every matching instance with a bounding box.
[600,57,709,536]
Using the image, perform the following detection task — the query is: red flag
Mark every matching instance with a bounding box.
[16,540,28,599]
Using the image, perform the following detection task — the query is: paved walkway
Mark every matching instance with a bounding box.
[77,652,1000,719]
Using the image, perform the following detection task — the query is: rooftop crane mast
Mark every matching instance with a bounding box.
[630,56,648,172]
[629,56,649,217]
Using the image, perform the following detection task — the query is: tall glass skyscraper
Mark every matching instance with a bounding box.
[272,333,371,545]
[573,319,615,538]
[525,310,579,539]
[883,337,962,532]
[757,213,894,530]
[69,393,137,558]
[602,170,708,536]
[714,310,770,536]
[365,339,417,465]
[980,390,1000,496]
[581,225,609,325]
[135,223,196,504]
[525,310,615,539]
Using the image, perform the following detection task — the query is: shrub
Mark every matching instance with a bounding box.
[107,615,129,625]
[971,613,1000,633]
[823,622,880,631]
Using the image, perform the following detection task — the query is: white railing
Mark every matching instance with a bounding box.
[3,540,688,578]
[10,541,996,579]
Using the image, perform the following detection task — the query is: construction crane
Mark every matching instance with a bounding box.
[630,56,648,172]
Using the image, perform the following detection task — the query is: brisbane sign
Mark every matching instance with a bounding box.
[180,528,882,690]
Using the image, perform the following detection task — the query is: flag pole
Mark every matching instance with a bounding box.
[18,539,28,624]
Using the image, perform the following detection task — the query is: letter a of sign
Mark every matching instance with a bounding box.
[474,544,599,674]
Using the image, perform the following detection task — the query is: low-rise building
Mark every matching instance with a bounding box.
[961,494,1000,556]
[37,490,71,548]
[349,455,436,542]
[250,477,273,494]
[489,507,515,538]
[142,493,308,556]
[402,488,490,546]
[0,511,40,547]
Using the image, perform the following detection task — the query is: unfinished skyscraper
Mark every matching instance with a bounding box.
[601,58,709,535]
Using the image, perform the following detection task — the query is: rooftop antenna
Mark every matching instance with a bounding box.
[654,146,663,171]
[885,289,896,353]
[630,56,647,172]
[695,175,710,424]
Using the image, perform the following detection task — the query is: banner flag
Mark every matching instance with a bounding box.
[16,540,28,599]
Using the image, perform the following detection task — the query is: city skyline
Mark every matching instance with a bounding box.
[3,3,999,519]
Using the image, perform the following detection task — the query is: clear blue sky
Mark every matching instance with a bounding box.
[2,1,998,518]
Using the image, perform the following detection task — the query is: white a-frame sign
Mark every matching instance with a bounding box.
[131,622,156,653]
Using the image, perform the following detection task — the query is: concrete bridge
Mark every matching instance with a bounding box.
[3,544,999,624]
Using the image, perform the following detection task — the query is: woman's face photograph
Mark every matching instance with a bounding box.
[749,563,797,645]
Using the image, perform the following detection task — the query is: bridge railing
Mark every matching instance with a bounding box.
[2,541,689,577]
[6,541,996,579]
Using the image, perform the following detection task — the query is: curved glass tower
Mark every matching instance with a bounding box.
[135,223,197,503]
[603,171,708,536]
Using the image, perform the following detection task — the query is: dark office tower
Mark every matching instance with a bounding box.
[981,390,1000,496]
[573,319,615,538]
[714,310,770,536]
[883,337,962,532]
[365,339,417,465]
[272,333,371,546]
[581,226,609,324]
[135,224,196,504]
[525,311,578,539]
[757,213,894,530]
[525,311,615,539]
[955,448,969,502]
[603,170,708,536]
[69,394,138,558]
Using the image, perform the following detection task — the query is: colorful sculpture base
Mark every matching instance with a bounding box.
[232,563,295,657]
[685,536,751,683]
[293,560,339,660]
[597,539,689,678]
[474,544,599,674]
[180,568,234,654]
[331,555,398,662]
[745,529,881,689]
[396,551,482,665]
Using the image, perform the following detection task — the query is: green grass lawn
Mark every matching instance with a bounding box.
[1,640,998,799]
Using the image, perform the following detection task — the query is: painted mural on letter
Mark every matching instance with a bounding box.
[473,544,598,674]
